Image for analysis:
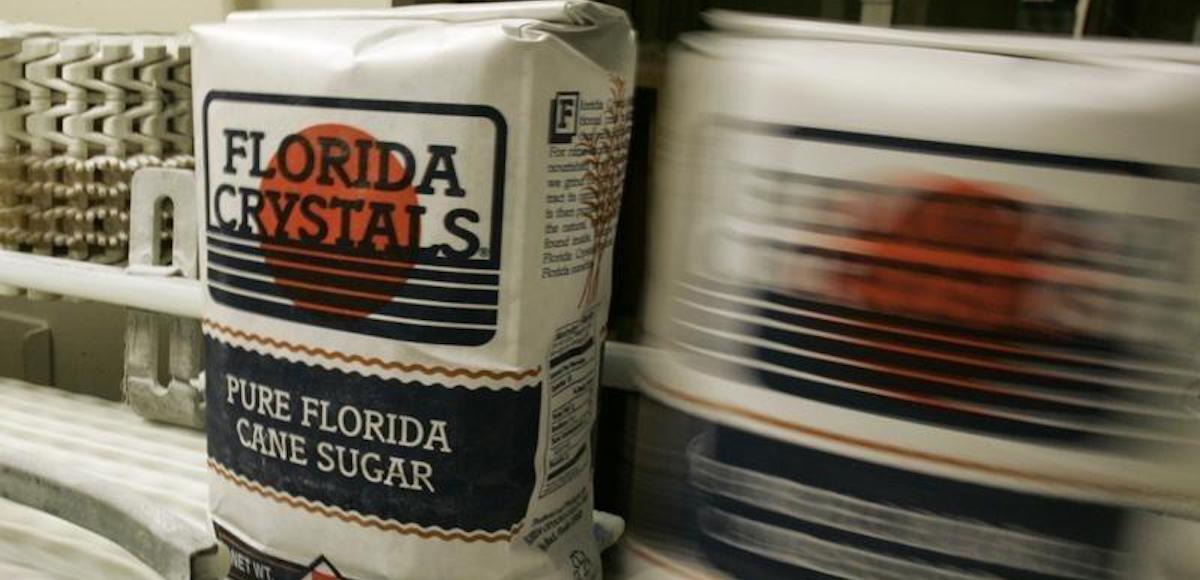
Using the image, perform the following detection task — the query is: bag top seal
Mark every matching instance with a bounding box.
[226,0,626,28]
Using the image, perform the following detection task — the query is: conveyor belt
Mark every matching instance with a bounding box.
[0,496,160,580]
[0,377,219,579]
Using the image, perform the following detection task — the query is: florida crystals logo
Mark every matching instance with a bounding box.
[203,93,507,346]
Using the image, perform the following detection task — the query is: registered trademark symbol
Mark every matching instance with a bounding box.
[479,247,490,258]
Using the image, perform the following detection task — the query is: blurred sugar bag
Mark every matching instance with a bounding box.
[705,10,1200,66]
[606,397,725,580]
[607,402,1200,580]
[689,423,1200,580]
[640,11,1200,523]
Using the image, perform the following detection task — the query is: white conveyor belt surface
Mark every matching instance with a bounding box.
[0,377,213,579]
[0,496,161,580]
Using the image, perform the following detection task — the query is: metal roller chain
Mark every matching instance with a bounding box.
[0,27,193,282]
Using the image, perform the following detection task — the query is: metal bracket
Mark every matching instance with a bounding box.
[123,168,204,428]
[0,312,51,385]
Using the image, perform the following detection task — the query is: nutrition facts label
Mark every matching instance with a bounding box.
[542,308,598,496]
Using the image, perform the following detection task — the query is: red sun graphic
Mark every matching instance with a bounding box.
[836,174,1048,332]
[256,123,421,319]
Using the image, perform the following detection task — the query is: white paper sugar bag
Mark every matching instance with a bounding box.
[191,2,634,579]
[642,17,1200,518]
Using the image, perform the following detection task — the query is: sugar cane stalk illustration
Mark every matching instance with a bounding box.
[578,76,632,307]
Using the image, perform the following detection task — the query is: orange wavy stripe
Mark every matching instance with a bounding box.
[202,319,541,381]
[208,459,518,543]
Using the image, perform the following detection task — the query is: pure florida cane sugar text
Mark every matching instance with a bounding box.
[192,3,635,579]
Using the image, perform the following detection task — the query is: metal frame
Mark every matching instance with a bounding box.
[122,168,205,427]
[0,250,202,316]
